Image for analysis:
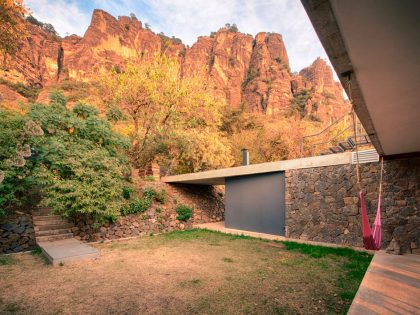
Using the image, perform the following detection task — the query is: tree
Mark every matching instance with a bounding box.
[99,56,234,174]
[0,109,43,217]
[0,0,28,65]
[0,91,132,220]
[289,89,312,118]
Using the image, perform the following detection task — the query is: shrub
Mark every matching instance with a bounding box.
[121,197,151,215]
[143,187,157,200]
[241,68,259,90]
[20,93,132,221]
[107,214,118,223]
[0,78,40,101]
[72,102,99,119]
[175,204,193,221]
[122,186,134,199]
[49,89,66,107]
[106,107,124,123]
[155,189,167,204]
[289,89,312,118]
[143,175,155,182]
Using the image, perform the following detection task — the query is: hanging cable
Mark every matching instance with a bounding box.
[347,79,361,184]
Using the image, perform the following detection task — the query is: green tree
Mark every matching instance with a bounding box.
[0,109,43,217]
[99,56,234,174]
[0,0,28,65]
[0,91,132,220]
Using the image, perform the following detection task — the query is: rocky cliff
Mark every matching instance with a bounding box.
[0,9,349,123]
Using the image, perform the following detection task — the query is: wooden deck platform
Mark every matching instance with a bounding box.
[348,251,420,314]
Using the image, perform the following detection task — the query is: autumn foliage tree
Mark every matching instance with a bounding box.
[99,56,234,174]
[0,0,28,65]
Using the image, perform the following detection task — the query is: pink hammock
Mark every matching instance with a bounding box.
[359,191,382,250]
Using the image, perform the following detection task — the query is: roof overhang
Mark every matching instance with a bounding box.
[163,152,351,185]
[301,0,420,157]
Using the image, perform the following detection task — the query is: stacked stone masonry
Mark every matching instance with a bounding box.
[285,158,420,254]
[0,213,36,253]
[72,181,224,242]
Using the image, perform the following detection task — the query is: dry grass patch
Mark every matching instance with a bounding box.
[0,229,371,314]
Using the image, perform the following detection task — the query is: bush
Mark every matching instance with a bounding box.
[122,186,134,199]
[106,107,124,123]
[72,102,99,119]
[142,187,157,200]
[155,189,167,204]
[175,204,193,221]
[143,175,155,182]
[121,197,151,215]
[0,78,40,101]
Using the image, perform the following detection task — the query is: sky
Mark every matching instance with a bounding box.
[25,0,334,73]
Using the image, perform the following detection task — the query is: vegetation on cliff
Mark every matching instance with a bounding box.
[0,0,28,65]
[99,56,234,174]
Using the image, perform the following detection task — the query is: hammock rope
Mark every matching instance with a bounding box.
[347,78,383,251]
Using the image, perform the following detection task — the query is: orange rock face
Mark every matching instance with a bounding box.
[242,32,293,114]
[0,10,348,123]
[296,58,350,123]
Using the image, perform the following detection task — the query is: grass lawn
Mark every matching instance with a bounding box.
[0,229,372,315]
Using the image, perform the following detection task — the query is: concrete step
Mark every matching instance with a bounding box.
[36,233,74,243]
[33,214,62,220]
[35,228,73,237]
[37,223,74,231]
[34,220,70,227]
[32,207,54,216]
[33,215,67,223]
[38,238,99,266]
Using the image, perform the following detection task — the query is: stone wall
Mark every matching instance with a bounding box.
[0,212,36,253]
[72,181,224,242]
[285,157,420,253]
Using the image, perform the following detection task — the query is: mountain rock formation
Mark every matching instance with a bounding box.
[0,9,349,123]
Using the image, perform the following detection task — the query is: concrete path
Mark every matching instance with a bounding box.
[195,221,371,252]
[348,251,420,315]
[38,238,99,266]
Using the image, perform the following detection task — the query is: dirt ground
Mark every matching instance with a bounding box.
[0,229,369,315]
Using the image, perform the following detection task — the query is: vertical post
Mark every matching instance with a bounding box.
[241,149,249,166]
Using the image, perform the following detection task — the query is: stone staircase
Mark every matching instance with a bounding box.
[32,207,74,243]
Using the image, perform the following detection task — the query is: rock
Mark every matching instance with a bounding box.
[386,238,401,255]
[2,9,347,122]
[1,223,15,232]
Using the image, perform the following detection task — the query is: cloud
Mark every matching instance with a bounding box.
[25,0,91,36]
[25,0,332,73]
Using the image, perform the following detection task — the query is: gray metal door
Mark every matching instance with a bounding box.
[225,172,285,236]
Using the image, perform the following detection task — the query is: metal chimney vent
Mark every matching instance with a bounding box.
[241,149,250,166]
[351,149,379,164]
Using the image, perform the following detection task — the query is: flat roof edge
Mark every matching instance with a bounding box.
[162,152,352,184]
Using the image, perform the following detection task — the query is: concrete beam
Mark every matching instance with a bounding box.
[162,152,352,185]
[300,0,384,155]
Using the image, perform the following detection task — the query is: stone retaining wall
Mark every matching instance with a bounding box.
[0,212,36,253]
[285,157,420,254]
[72,182,224,242]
